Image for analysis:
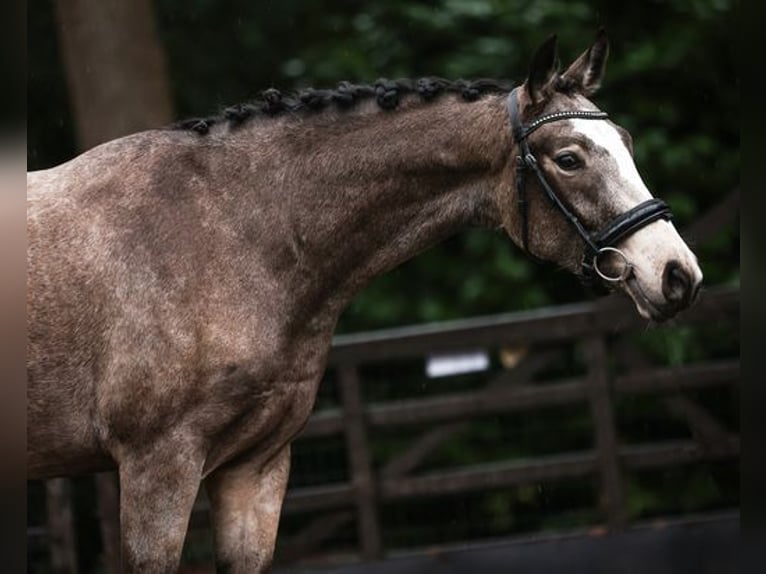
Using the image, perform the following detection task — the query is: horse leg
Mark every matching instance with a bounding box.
[205,445,291,573]
[118,442,204,573]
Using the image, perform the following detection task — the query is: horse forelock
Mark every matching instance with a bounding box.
[168,77,514,135]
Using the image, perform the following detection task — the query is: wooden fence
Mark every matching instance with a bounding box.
[260,284,739,568]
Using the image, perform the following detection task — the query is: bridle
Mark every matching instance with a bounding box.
[506,87,673,290]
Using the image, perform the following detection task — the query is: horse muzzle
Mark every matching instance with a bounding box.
[620,231,703,322]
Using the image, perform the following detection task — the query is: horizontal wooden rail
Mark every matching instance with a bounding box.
[279,438,739,514]
[368,378,587,427]
[282,483,355,514]
[613,360,739,394]
[379,451,598,500]
[300,359,739,438]
[302,409,346,437]
[381,440,740,502]
[620,438,740,469]
[328,286,738,364]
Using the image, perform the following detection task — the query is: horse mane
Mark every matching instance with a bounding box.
[168,77,514,135]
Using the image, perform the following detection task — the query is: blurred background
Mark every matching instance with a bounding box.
[28,0,739,572]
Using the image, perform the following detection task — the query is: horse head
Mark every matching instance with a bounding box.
[498,31,702,321]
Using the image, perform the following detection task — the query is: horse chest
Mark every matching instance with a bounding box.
[198,373,321,475]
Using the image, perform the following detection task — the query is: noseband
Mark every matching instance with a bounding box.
[507,87,673,289]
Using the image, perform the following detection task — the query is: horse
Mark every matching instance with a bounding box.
[27,31,702,573]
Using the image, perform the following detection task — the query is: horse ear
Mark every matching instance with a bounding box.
[561,28,609,96]
[524,34,560,104]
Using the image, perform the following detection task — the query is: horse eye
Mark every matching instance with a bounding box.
[554,152,582,171]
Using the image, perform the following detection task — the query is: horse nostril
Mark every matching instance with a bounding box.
[689,276,702,303]
[662,261,692,305]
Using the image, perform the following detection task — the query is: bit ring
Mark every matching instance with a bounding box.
[592,247,633,283]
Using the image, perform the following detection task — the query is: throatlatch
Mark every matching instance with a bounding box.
[506,87,673,290]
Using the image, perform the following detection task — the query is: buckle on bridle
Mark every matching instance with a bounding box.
[591,246,633,283]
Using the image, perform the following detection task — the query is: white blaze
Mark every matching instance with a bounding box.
[569,118,652,205]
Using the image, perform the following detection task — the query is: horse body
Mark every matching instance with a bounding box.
[28,96,506,570]
[28,33,702,573]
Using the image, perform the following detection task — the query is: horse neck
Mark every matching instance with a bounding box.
[217,95,512,333]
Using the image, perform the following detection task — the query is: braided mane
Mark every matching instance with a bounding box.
[170,77,513,135]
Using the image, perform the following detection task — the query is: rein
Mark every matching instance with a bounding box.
[506,87,673,289]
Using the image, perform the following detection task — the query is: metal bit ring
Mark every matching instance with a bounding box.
[592,247,633,283]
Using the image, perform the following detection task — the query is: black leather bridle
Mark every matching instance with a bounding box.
[507,87,673,289]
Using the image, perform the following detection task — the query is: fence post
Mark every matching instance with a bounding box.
[583,335,627,529]
[338,364,383,560]
[46,478,78,574]
[95,472,121,573]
